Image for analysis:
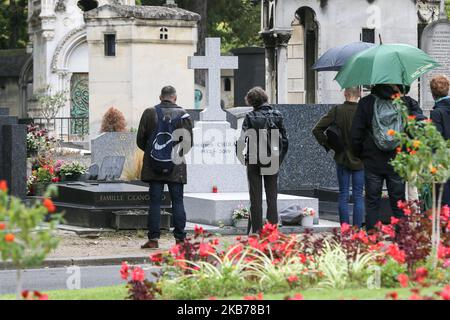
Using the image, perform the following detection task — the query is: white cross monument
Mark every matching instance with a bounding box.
[188,38,239,121]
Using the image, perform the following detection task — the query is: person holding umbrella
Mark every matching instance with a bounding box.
[335,43,439,231]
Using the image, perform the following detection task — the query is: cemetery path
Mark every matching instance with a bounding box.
[0,264,158,295]
[48,230,239,259]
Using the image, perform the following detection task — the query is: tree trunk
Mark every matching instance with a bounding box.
[9,0,19,48]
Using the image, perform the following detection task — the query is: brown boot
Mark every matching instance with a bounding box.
[175,239,185,245]
[141,240,159,249]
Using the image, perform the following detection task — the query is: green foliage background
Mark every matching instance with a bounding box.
[139,0,262,52]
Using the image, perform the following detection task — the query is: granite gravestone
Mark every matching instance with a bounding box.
[98,156,125,181]
[0,112,27,198]
[54,182,171,228]
[231,47,266,107]
[420,17,450,113]
[186,38,248,193]
[91,132,137,179]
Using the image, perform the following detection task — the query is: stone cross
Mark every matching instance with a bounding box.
[188,38,239,121]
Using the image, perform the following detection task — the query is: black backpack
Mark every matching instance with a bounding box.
[325,106,345,153]
[147,106,185,176]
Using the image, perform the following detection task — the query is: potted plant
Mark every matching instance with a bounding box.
[29,166,55,196]
[301,207,315,227]
[60,162,87,181]
[232,205,250,228]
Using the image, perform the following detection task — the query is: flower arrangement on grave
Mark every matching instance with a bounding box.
[301,207,316,217]
[0,181,61,299]
[232,205,250,221]
[26,125,56,157]
[59,161,87,181]
[27,164,60,196]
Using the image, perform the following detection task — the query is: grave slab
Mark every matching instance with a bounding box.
[54,182,171,228]
[184,192,319,226]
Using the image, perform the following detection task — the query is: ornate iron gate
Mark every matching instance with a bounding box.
[70,73,89,136]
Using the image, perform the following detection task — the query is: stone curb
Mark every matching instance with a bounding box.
[0,255,152,271]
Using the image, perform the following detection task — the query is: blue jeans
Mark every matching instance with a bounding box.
[336,164,364,227]
[148,181,186,241]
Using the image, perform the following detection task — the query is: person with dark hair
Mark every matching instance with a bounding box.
[313,87,364,227]
[430,75,450,205]
[351,84,406,232]
[137,86,193,249]
[237,87,289,234]
[398,85,427,121]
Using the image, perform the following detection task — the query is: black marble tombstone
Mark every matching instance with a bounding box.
[231,47,266,107]
[0,112,27,198]
[54,182,171,228]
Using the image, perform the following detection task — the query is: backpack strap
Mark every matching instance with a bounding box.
[155,105,164,121]
[172,112,190,124]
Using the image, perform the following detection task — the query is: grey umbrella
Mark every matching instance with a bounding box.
[312,42,377,71]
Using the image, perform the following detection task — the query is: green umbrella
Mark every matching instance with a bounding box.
[334,44,439,88]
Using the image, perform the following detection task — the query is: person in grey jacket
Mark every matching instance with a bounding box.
[137,86,193,249]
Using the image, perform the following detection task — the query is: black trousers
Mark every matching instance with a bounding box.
[365,170,406,230]
[247,165,279,234]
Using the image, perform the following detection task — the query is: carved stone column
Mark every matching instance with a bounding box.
[274,29,292,104]
[261,30,277,103]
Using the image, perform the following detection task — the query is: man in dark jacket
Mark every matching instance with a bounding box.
[351,84,413,231]
[237,87,289,234]
[137,86,193,249]
[313,87,364,227]
[430,75,450,206]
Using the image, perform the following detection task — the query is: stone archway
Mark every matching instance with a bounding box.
[18,56,33,118]
[287,6,319,104]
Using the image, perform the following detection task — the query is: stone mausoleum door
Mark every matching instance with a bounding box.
[70,73,89,137]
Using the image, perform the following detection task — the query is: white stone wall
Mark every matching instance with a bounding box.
[287,19,305,104]
[86,12,198,138]
[276,0,419,104]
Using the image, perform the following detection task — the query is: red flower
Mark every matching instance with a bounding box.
[386,292,398,300]
[408,115,417,121]
[194,225,204,236]
[150,253,163,264]
[414,267,428,283]
[120,262,130,280]
[287,275,299,283]
[438,245,450,260]
[439,285,450,300]
[286,293,304,300]
[341,223,351,234]
[243,293,263,300]
[33,291,49,300]
[208,297,217,300]
[51,177,60,183]
[170,245,181,256]
[386,244,406,264]
[381,225,395,238]
[0,180,7,192]
[390,217,400,225]
[43,198,56,213]
[131,266,145,282]
[403,208,412,216]
[21,290,29,299]
[4,233,15,243]
[397,274,409,288]
[0,223,5,230]
[199,243,214,257]
[397,200,406,209]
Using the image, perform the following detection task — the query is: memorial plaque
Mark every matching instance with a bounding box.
[420,19,450,113]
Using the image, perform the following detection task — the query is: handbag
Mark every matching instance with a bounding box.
[325,106,345,154]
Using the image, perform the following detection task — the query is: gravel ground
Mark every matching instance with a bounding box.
[48,230,240,259]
